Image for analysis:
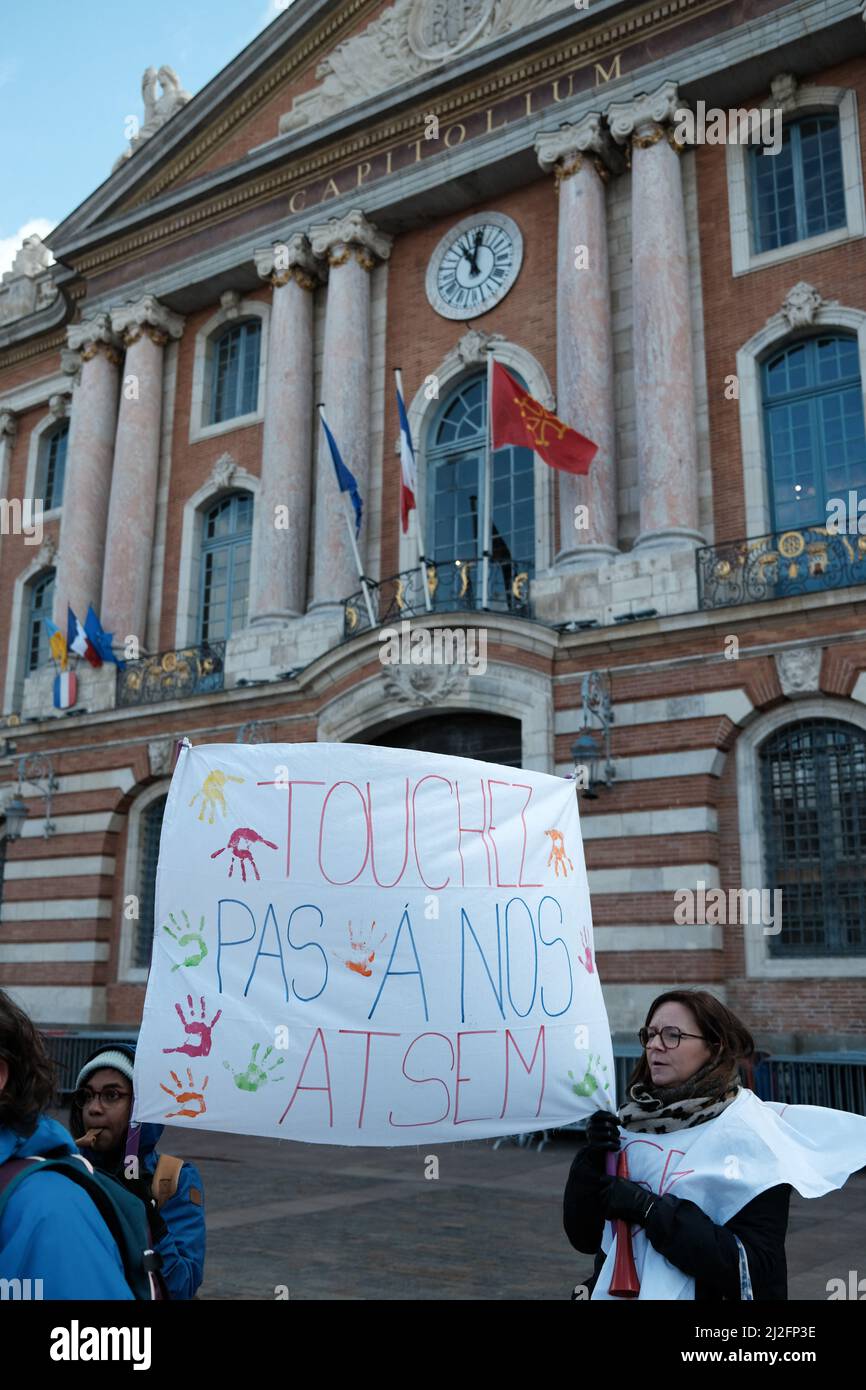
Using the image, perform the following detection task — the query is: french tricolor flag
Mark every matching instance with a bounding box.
[395,369,417,535]
[67,606,101,668]
[53,670,78,710]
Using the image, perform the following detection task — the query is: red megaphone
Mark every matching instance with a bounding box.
[606,1146,641,1298]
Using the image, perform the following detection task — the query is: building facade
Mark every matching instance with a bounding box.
[1,0,865,1055]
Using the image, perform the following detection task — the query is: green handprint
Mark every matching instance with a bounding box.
[223,1043,285,1093]
[568,1053,611,1098]
[162,910,208,972]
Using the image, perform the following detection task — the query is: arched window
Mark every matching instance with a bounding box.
[426,373,534,606]
[136,794,167,968]
[27,570,55,672]
[750,113,845,253]
[759,719,866,957]
[198,491,253,641]
[210,320,261,424]
[37,421,68,511]
[762,334,866,531]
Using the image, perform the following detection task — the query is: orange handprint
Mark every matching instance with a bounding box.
[160,1066,209,1118]
[545,827,574,878]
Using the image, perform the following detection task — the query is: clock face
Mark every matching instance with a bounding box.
[426,213,523,320]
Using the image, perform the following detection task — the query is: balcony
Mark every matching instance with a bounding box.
[343,558,532,637]
[116,641,226,707]
[697,526,866,610]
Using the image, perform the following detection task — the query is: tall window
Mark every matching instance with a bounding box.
[426,374,534,601]
[198,492,252,641]
[750,114,845,253]
[136,794,167,968]
[37,422,68,511]
[210,321,261,424]
[760,719,866,957]
[763,335,866,531]
[27,570,55,672]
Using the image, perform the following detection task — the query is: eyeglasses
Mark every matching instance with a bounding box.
[74,1086,132,1108]
[638,1027,707,1050]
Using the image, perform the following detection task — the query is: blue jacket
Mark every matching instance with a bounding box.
[124,1120,206,1300]
[0,1113,135,1299]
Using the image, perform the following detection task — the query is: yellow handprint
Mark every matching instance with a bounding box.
[189,769,244,824]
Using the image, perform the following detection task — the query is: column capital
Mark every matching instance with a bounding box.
[536,114,625,182]
[110,294,185,347]
[308,209,392,270]
[255,234,322,290]
[608,80,682,144]
[0,408,17,441]
[66,313,123,365]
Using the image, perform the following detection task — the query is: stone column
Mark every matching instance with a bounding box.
[101,295,184,641]
[52,315,122,624]
[608,81,704,550]
[250,235,322,625]
[0,410,17,509]
[536,115,623,567]
[307,209,392,610]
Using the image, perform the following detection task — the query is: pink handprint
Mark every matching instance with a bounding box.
[577,927,595,974]
[211,826,277,882]
[162,994,222,1058]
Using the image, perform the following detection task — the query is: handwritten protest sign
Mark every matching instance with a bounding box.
[133,741,614,1145]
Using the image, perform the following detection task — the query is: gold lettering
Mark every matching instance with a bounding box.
[595,54,621,85]
[486,106,506,134]
[408,137,424,163]
[525,90,533,117]
[289,188,307,213]
[444,123,466,148]
[552,75,574,103]
[385,148,393,175]
[321,177,341,201]
[356,161,372,187]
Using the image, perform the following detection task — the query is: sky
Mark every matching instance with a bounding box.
[0,0,298,275]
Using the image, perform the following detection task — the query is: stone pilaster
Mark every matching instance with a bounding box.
[101,296,184,640]
[536,115,623,567]
[53,315,123,624]
[306,209,392,610]
[250,235,323,625]
[0,411,18,568]
[608,81,704,551]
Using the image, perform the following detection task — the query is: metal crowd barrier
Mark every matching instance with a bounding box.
[41,1029,140,1098]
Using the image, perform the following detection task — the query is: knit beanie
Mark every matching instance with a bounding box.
[75,1049,135,1091]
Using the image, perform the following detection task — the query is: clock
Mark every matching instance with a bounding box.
[425,212,523,320]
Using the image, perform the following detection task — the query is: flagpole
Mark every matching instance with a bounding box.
[481,351,494,610]
[395,368,432,613]
[317,404,376,629]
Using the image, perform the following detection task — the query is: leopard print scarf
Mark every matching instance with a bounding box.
[617,1056,742,1134]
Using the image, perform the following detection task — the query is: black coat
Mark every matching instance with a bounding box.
[563,1141,791,1300]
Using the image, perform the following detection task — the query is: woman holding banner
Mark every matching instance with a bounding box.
[563,989,866,1300]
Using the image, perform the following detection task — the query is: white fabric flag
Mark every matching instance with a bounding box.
[591,1088,866,1300]
[133,741,614,1146]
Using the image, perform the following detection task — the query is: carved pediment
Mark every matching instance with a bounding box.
[279,0,571,133]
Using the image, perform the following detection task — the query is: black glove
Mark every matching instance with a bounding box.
[599,1175,656,1227]
[585,1109,621,1152]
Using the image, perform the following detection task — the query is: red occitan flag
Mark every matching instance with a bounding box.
[490,359,598,474]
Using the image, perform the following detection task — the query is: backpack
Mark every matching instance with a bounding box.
[0,1149,163,1301]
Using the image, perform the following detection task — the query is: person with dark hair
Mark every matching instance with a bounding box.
[69,1042,206,1300]
[564,988,866,1301]
[0,988,135,1298]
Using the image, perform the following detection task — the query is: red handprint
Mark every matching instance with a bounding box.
[162,994,222,1058]
[210,826,278,882]
[577,926,595,974]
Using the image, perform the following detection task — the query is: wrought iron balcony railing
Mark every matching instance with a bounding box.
[116,641,226,707]
[697,526,866,610]
[344,558,532,636]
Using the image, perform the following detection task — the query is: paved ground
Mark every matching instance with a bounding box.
[133,1123,866,1301]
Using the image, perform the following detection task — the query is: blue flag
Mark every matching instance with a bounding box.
[84,605,125,669]
[319,411,363,539]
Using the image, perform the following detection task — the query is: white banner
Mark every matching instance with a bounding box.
[592,1089,866,1299]
[133,741,614,1146]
